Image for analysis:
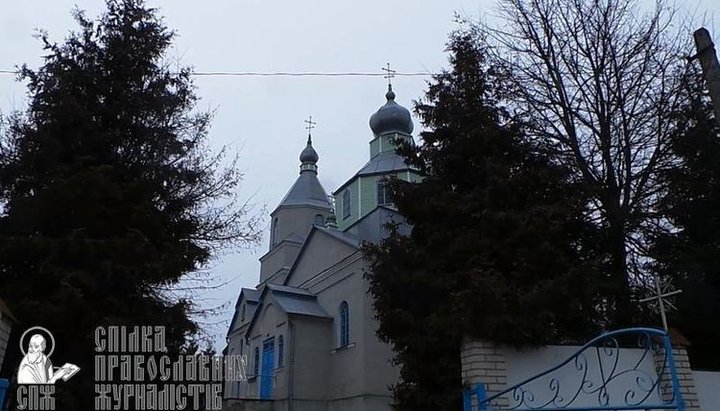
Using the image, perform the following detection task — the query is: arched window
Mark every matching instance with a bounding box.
[376,179,393,205]
[339,301,349,347]
[272,218,279,245]
[277,335,284,368]
[342,190,351,219]
[271,217,278,245]
[253,347,260,376]
[314,214,324,226]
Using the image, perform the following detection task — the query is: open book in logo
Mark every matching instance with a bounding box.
[17,326,80,384]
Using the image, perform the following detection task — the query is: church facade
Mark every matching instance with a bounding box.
[224,85,421,411]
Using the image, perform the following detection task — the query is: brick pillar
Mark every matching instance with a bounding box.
[461,339,508,409]
[672,347,701,411]
[653,343,701,411]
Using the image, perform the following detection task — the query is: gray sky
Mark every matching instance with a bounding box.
[2,0,719,351]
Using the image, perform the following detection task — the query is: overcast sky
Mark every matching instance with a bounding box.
[2,0,719,351]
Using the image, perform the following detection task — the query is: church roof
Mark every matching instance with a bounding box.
[244,283,330,339]
[332,150,416,195]
[357,150,414,176]
[227,288,261,337]
[270,285,330,318]
[314,226,361,248]
[282,226,361,286]
[274,172,332,211]
[240,288,260,303]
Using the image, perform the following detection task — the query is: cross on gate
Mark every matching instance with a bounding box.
[639,276,683,331]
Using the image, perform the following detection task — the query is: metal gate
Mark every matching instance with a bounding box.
[463,328,685,410]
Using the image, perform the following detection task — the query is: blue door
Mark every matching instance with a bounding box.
[259,337,275,399]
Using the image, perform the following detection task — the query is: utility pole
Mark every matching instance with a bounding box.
[693,28,720,127]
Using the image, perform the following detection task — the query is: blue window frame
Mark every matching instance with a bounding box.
[253,346,259,376]
[342,190,351,219]
[277,335,284,368]
[339,301,349,347]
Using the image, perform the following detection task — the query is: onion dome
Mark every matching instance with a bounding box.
[299,135,319,173]
[369,85,414,136]
[300,135,319,164]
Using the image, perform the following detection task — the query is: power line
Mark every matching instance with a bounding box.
[0,69,433,77]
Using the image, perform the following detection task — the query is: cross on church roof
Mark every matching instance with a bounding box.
[639,275,683,332]
[381,63,396,88]
[304,115,316,138]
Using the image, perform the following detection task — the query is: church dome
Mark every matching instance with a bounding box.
[369,86,413,136]
[300,137,319,164]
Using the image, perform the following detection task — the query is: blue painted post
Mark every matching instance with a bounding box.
[463,387,472,411]
[0,378,8,411]
[663,335,686,411]
[475,383,489,411]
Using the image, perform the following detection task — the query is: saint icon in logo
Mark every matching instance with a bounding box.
[17,326,80,384]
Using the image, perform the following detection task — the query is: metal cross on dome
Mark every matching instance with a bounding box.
[304,115,316,136]
[639,275,683,332]
[381,62,396,87]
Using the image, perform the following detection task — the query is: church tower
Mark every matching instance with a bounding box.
[333,84,421,232]
[226,85,416,410]
[258,131,332,284]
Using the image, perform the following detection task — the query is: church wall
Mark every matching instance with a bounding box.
[318,271,366,399]
[290,316,331,403]
[359,177,373,218]
[362,287,398,399]
[259,242,301,284]
[270,206,328,249]
[311,259,393,410]
[286,232,395,409]
[357,172,414,224]
[226,300,261,399]
[225,336,248,399]
[694,371,720,410]
[369,138,380,158]
[345,201,407,244]
[336,182,359,231]
[284,233,357,289]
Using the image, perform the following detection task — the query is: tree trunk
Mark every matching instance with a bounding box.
[608,217,633,328]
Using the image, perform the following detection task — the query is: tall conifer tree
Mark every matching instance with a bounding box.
[0,1,258,407]
[363,30,603,410]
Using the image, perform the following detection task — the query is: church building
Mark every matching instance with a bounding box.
[224,85,421,411]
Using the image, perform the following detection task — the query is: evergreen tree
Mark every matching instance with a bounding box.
[652,68,720,370]
[363,30,604,410]
[0,1,258,408]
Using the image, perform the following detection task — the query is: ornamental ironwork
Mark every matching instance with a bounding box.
[462,327,685,411]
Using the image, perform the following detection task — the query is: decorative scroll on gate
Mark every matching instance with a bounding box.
[462,328,685,411]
